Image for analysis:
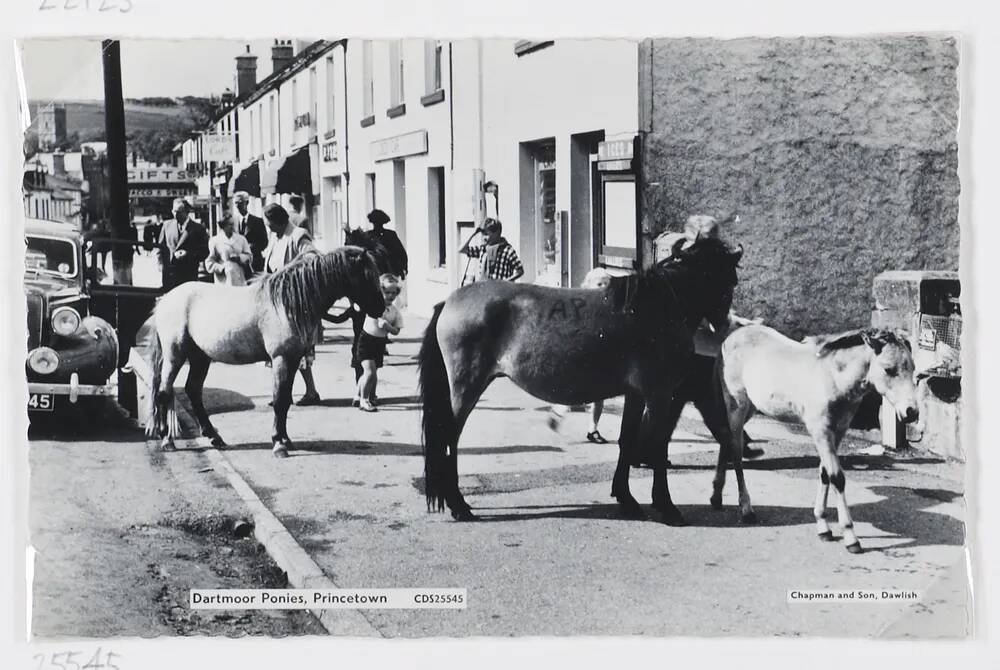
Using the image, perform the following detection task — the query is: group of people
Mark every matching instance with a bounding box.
[151,194,758,455]
[151,193,408,412]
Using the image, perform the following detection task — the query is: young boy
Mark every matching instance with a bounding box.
[356,274,403,412]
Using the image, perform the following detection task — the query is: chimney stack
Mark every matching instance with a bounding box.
[235,44,258,98]
[271,40,294,74]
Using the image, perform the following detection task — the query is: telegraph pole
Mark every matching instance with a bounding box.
[102,39,133,285]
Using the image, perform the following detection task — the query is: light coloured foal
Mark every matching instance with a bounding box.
[714,325,919,554]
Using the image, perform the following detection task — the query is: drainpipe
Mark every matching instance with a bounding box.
[341,40,350,232]
[448,42,454,171]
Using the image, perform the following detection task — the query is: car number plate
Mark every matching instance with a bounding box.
[28,393,55,412]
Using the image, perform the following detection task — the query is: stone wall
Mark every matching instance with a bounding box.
[640,36,959,338]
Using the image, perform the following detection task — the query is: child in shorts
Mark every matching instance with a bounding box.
[356,274,403,412]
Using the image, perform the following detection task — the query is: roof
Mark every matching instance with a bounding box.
[25,218,80,238]
[242,40,342,107]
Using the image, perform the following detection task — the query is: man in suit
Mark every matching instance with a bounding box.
[232,191,268,274]
[264,203,321,406]
[157,198,209,291]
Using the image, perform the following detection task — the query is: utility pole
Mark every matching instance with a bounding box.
[102,39,133,285]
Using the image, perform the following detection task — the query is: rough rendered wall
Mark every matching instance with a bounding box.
[642,36,959,338]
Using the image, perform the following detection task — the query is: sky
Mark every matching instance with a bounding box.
[19,38,290,101]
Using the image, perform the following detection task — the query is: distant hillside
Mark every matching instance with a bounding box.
[24,97,219,162]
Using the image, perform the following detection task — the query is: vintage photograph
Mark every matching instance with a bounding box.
[18,34,965,638]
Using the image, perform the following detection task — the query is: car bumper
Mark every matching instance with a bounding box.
[29,372,116,403]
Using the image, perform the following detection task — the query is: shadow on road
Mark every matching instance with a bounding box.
[200,440,565,458]
[667,454,947,473]
[201,387,256,414]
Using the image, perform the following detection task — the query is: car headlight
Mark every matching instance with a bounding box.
[51,306,81,336]
[27,347,60,375]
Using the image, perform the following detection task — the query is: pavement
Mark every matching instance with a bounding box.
[146,312,970,638]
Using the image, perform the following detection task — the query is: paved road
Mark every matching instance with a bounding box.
[28,404,323,638]
[166,315,970,638]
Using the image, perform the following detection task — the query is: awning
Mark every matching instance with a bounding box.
[260,146,312,196]
[229,160,260,199]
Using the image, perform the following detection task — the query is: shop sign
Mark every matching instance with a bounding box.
[128,186,197,198]
[202,134,236,162]
[322,140,339,162]
[372,130,428,162]
[598,138,634,162]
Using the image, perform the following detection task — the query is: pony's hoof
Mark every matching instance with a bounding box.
[739,511,759,525]
[817,530,836,542]
[209,436,226,448]
[710,495,723,511]
[451,508,478,522]
[845,542,864,555]
[272,445,290,459]
[160,438,176,452]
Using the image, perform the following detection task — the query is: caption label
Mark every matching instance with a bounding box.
[788,589,922,603]
[190,588,467,610]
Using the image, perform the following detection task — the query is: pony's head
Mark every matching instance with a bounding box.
[344,228,394,275]
[819,328,919,423]
[663,235,743,332]
[341,246,387,318]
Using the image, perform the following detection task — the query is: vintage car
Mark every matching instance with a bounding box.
[25,219,119,417]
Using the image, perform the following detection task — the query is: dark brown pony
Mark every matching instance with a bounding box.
[418,236,743,524]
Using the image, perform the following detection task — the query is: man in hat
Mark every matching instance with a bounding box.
[157,198,209,291]
[288,194,312,237]
[263,203,322,406]
[232,191,268,274]
[459,218,524,282]
[343,208,408,279]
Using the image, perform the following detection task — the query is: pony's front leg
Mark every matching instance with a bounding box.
[612,391,646,519]
[811,428,861,553]
[270,354,297,458]
[814,473,833,540]
[644,397,686,526]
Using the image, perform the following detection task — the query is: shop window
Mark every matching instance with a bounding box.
[598,175,637,263]
[428,166,446,267]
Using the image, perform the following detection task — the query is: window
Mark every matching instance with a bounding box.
[423,40,445,105]
[598,175,638,263]
[268,95,277,154]
[428,166,446,267]
[389,40,405,107]
[362,41,374,118]
[308,66,317,132]
[291,79,299,120]
[249,108,256,157]
[326,57,336,132]
[364,172,376,213]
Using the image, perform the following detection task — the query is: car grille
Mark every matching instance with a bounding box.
[26,293,44,349]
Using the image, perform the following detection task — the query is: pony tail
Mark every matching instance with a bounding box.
[145,316,163,438]
[418,302,453,513]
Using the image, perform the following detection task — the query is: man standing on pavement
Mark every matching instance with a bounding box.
[263,203,322,406]
[459,217,524,282]
[288,194,312,236]
[157,198,209,291]
[343,208,408,279]
[232,191,268,275]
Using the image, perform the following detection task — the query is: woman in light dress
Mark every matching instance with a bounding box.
[205,217,253,286]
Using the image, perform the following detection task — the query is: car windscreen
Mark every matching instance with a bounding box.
[25,235,78,278]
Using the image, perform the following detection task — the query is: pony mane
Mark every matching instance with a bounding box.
[262,248,361,340]
[812,328,911,356]
[344,228,393,274]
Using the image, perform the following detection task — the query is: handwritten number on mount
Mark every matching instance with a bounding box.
[39,0,134,12]
[33,650,119,670]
